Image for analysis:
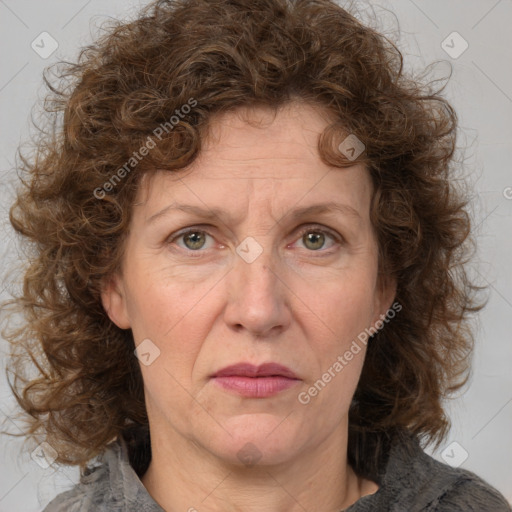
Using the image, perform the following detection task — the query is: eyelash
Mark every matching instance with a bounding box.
[166,224,343,257]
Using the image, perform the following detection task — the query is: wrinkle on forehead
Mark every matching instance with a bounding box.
[134,100,360,215]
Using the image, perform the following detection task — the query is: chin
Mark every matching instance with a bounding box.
[204,413,306,467]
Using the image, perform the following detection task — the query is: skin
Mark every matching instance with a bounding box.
[102,101,396,512]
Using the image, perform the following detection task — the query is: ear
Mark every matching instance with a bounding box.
[373,273,397,324]
[100,273,131,329]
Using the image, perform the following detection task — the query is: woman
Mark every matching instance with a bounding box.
[2,0,510,510]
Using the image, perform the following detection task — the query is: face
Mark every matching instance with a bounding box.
[102,101,395,467]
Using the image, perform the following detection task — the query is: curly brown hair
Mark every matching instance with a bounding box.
[1,0,482,478]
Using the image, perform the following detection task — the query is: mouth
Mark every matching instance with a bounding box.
[211,362,301,398]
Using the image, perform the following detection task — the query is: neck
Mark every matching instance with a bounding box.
[140,420,377,512]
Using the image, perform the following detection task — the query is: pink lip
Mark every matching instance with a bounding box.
[211,363,300,398]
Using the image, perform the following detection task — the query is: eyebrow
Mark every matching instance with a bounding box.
[145,201,362,226]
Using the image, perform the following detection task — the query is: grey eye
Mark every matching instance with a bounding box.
[302,231,326,251]
[182,231,208,250]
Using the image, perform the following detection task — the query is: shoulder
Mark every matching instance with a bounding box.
[393,434,511,511]
[42,438,162,512]
[353,432,511,512]
[41,458,111,512]
[42,489,94,512]
[432,472,512,511]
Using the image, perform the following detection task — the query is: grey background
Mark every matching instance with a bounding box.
[0,0,511,510]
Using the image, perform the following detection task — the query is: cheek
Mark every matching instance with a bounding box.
[125,268,222,393]
[338,284,376,334]
[124,259,215,339]
[132,283,209,419]
[298,266,378,346]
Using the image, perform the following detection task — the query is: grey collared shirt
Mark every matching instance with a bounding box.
[43,434,511,511]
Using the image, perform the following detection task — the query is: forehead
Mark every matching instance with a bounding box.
[200,101,336,161]
[136,101,372,219]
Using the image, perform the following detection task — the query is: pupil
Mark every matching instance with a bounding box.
[305,232,324,250]
[186,232,204,250]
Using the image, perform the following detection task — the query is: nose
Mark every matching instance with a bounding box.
[223,247,292,338]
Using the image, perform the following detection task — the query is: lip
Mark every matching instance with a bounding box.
[211,363,300,398]
[212,362,298,379]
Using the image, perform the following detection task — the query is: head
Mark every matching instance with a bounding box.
[100,100,396,468]
[4,0,480,476]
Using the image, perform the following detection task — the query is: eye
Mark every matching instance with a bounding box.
[292,225,341,252]
[169,228,216,251]
[166,224,342,256]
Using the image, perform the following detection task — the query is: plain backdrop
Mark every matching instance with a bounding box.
[0,0,511,510]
